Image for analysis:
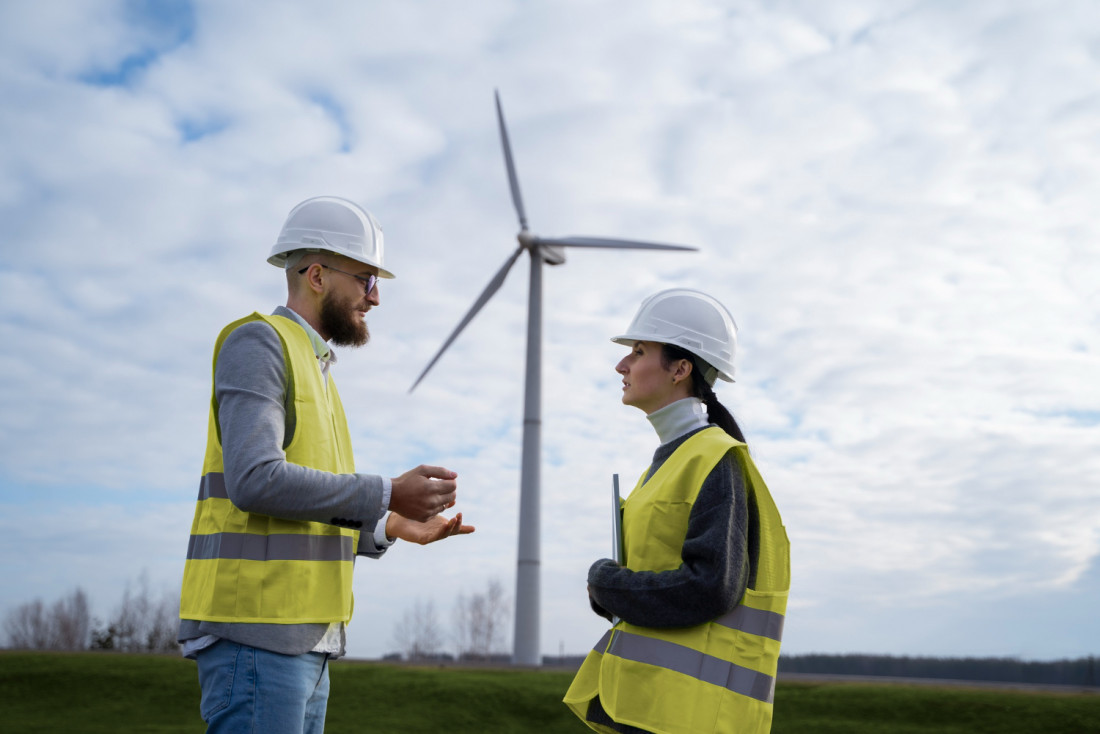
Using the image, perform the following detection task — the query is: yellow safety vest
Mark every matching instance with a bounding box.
[564,427,790,734]
[179,313,360,624]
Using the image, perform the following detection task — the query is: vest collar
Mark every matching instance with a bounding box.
[274,305,337,368]
[647,397,709,446]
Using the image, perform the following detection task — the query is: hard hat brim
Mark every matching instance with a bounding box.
[610,334,734,382]
[268,249,395,279]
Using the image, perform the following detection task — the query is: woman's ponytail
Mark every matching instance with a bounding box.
[699,379,746,444]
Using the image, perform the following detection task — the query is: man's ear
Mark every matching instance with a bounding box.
[299,262,326,294]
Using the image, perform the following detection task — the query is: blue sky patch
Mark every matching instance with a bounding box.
[177,116,229,143]
[79,0,195,87]
[308,92,354,153]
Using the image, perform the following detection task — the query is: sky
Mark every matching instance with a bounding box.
[1,0,1098,664]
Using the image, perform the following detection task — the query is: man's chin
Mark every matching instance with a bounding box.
[326,316,369,347]
[332,327,369,348]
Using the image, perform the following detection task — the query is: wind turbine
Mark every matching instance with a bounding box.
[410,91,697,666]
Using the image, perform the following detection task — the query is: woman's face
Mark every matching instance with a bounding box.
[616,340,689,414]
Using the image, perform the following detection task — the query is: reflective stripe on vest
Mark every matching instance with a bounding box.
[187,531,354,563]
[606,630,776,704]
[198,472,228,500]
[714,604,784,643]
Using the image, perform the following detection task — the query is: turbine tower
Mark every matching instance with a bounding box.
[410,91,696,666]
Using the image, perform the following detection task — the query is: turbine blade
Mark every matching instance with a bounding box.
[495,90,529,231]
[539,235,698,252]
[409,245,526,392]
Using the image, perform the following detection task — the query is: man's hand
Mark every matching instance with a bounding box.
[389,465,458,522]
[386,511,475,545]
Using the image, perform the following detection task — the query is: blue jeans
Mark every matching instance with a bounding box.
[196,640,331,734]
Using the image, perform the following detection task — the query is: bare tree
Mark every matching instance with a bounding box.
[453,578,510,660]
[4,575,177,653]
[391,598,445,661]
[144,590,179,652]
[90,572,179,652]
[3,588,92,650]
[4,598,52,649]
[51,587,91,650]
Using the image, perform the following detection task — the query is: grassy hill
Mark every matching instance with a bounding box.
[1,651,1098,733]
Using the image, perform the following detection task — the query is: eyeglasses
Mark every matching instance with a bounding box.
[299,263,378,296]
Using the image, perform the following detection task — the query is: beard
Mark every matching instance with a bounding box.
[320,289,370,347]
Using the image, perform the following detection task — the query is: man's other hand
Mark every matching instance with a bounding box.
[389,465,458,522]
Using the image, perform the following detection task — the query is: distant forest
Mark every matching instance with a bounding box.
[778,653,1100,687]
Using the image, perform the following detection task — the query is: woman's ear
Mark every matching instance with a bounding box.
[672,358,693,385]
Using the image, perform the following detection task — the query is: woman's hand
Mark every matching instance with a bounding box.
[588,585,615,622]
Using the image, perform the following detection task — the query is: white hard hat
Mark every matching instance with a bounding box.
[268,196,395,278]
[612,288,738,383]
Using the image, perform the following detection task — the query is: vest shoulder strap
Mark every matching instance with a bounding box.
[210,313,309,444]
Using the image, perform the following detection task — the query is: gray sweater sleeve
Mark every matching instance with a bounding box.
[216,320,388,541]
[586,433,751,628]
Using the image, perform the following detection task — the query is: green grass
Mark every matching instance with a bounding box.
[0,651,202,733]
[1,651,1098,733]
[773,680,1100,734]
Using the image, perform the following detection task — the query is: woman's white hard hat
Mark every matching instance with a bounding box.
[612,288,738,383]
[267,196,395,279]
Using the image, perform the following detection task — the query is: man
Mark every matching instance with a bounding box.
[179,196,474,733]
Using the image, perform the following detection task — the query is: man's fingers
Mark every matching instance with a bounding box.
[449,513,475,535]
[420,480,456,500]
[416,464,457,480]
[442,513,474,538]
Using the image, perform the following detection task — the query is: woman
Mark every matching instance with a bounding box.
[564,289,790,734]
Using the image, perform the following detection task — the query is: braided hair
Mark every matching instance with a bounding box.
[660,343,747,445]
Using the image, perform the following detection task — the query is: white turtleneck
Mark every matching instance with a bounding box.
[646,397,710,446]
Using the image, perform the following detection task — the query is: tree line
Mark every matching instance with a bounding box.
[14,577,1093,685]
[388,578,510,662]
[3,575,512,663]
[3,573,178,653]
[779,653,1100,687]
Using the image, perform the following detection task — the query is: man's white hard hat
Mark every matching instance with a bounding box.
[612,288,738,384]
[268,196,395,279]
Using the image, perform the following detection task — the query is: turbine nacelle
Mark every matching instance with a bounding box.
[540,244,566,265]
[518,231,566,265]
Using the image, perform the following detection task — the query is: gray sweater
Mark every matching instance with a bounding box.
[587,410,757,628]
[179,307,391,656]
